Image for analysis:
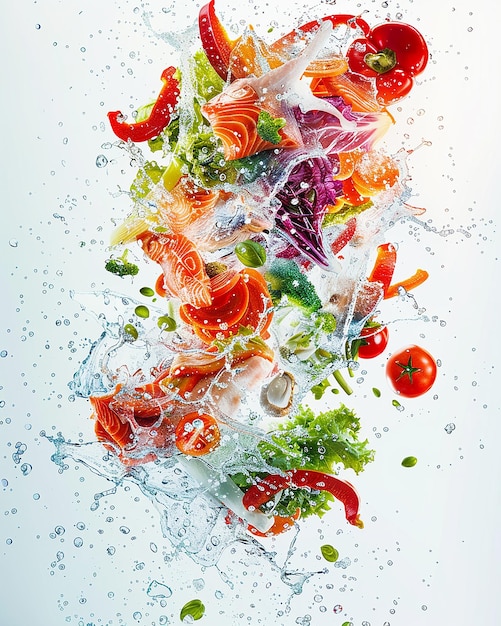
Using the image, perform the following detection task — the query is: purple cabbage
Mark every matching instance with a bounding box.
[296,96,392,156]
[274,156,341,268]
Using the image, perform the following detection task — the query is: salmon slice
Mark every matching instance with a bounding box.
[90,387,134,451]
[202,83,298,160]
[155,176,220,233]
[138,231,212,308]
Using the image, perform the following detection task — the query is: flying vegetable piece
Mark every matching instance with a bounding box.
[105,249,139,277]
[265,258,321,313]
[108,67,180,142]
[346,22,428,105]
[274,157,338,268]
[242,469,364,528]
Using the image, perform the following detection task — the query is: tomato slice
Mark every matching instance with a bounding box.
[175,412,221,456]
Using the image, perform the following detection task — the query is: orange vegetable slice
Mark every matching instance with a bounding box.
[179,274,250,330]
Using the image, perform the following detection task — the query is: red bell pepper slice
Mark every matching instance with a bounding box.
[331,217,357,255]
[367,242,397,295]
[242,469,364,528]
[384,268,429,299]
[346,22,428,104]
[198,0,235,80]
[108,67,180,142]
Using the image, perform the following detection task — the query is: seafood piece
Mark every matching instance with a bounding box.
[260,371,297,417]
[138,231,212,308]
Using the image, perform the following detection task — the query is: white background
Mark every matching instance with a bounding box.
[1,1,500,625]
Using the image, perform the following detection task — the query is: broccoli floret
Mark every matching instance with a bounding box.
[256,110,286,145]
[105,249,139,277]
[265,258,322,313]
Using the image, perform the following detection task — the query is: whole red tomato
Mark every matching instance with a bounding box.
[386,345,437,398]
[357,325,389,359]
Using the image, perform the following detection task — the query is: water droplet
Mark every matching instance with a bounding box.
[20,463,32,476]
[9,239,18,248]
[1,478,8,488]
[147,580,172,599]
[444,423,456,434]
[73,537,83,548]
[95,154,108,168]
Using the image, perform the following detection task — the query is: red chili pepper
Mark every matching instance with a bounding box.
[346,22,428,104]
[242,469,364,528]
[107,67,180,142]
[367,242,397,295]
[331,217,357,255]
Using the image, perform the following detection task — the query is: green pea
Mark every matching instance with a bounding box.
[158,315,177,331]
[123,324,138,341]
[320,544,339,562]
[372,387,381,398]
[401,456,418,467]
[392,399,402,408]
[134,305,150,319]
[180,599,205,621]
[139,286,155,297]
[234,240,266,268]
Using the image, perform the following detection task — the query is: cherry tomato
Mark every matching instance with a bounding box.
[175,412,221,456]
[385,345,437,398]
[357,324,389,359]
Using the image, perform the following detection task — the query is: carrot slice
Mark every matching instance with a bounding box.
[303,56,349,77]
[180,275,250,330]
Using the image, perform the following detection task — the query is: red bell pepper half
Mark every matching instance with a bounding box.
[346,22,428,104]
[242,468,364,528]
[108,66,180,142]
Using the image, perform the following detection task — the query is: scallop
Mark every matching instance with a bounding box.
[260,371,297,417]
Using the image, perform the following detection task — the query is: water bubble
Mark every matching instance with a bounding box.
[333,604,343,613]
[95,154,108,168]
[107,546,116,555]
[8,239,18,248]
[147,580,172,599]
[0,350,7,357]
[444,423,456,434]
[20,463,32,476]
[1,478,8,487]
[73,537,84,548]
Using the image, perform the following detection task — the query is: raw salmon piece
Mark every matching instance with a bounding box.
[139,231,212,308]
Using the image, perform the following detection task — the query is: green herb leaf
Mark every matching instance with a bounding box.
[180,599,205,621]
[320,544,339,562]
